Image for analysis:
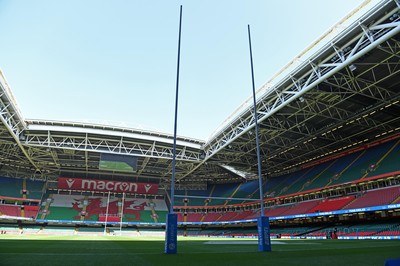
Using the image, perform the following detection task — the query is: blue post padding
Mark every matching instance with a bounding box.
[165,213,178,254]
[385,259,400,266]
[257,216,272,252]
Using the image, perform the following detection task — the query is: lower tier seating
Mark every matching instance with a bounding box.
[344,186,400,209]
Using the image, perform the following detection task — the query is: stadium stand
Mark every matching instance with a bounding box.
[214,211,237,222]
[1,135,397,231]
[11,221,394,238]
[264,205,293,217]
[233,180,260,201]
[308,155,360,190]
[307,196,355,213]
[184,213,204,223]
[274,169,312,197]
[326,223,400,238]
[23,205,40,219]
[374,223,400,236]
[233,210,255,220]
[394,195,400,204]
[363,139,400,178]
[209,183,241,206]
[330,140,396,185]
[240,139,400,203]
[167,138,400,225]
[176,189,210,207]
[285,162,335,195]
[0,177,24,198]
[25,179,45,200]
[44,206,80,221]
[344,186,400,209]
[201,212,222,222]
[42,193,168,223]
[184,184,397,222]
[0,176,44,200]
[0,204,20,217]
[282,200,320,216]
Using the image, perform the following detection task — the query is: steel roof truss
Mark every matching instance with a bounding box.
[24,131,201,162]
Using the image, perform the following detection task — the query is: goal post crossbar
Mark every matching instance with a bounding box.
[175,194,260,202]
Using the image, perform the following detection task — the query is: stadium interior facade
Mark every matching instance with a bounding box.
[1,0,400,239]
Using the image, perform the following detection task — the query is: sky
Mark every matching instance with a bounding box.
[0,0,369,140]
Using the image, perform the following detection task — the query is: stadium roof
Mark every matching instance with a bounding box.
[0,0,399,190]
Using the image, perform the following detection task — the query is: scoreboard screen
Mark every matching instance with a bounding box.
[99,153,137,172]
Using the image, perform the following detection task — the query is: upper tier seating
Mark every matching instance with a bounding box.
[364,139,400,178]
[25,180,45,200]
[284,162,334,195]
[332,140,398,185]
[0,177,23,198]
[233,180,260,201]
[174,189,210,207]
[0,176,45,200]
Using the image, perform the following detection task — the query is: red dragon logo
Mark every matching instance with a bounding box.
[71,198,148,221]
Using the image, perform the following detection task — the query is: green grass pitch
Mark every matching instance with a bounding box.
[0,235,399,266]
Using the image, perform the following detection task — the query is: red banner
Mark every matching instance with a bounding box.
[58,177,158,195]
